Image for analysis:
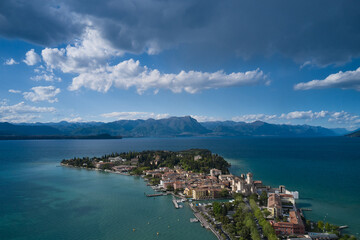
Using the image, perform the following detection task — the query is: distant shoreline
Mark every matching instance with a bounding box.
[0,134,122,140]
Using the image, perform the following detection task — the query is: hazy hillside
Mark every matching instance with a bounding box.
[201,120,337,137]
[347,129,360,137]
[0,116,341,138]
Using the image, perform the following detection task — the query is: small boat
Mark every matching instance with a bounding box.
[190,218,199,223]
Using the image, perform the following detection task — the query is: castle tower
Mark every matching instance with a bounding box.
[246,172,253,185]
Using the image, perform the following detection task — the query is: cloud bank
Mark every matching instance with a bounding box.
[232,110,360,126]
[295,67,360,91]
[101,112,170,120]
[37,28,269,94]
[0,101,56,123]
[1,0,360,65]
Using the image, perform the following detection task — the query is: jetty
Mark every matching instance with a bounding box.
[172,196,179,209]
[146,193,169,197]
[300,208,312,211]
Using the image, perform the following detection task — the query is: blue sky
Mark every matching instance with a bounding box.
[1,0,360,129]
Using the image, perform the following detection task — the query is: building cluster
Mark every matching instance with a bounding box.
[144,167,260,200]
[266,186,305,235]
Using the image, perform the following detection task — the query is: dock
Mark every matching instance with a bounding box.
[300,208,312,211]
[146,193,169,197]
[172,196,179,209]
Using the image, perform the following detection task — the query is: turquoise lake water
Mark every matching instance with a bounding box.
[0,137,359,239]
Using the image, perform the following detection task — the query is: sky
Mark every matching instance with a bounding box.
[1,0,360,129]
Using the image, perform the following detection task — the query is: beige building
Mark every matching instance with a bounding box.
[268,193,282,218]
[192,188,207,200]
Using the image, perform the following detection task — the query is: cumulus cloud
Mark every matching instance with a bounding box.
[0,101,56,123]
[23,86,61,103]
[41,28,122,73]
[294,67,360,91]
[4,58,18,65]
[328,111,360,125]
[23,49,41,66]
[68,59,268,94]
[279,110,329,120]
[38,28,269,94]
[30,66,62,82]
[59,117,84,122]
[231,110,359,127]
[101,111,170,120]
[1,0,360,65]
[232,114,277,122]
[31,73,61,82]
[191,115,224,122]
[8,89,21,94]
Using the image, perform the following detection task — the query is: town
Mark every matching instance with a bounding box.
[61,149,354,240]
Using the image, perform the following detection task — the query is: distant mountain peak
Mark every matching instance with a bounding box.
[0,117,342,138]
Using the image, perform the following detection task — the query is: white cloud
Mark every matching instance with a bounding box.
[0,101,56,123]
[101,111,170,120]
[9,89,21,94]
[42,28,122,74]
[59,117,84,122]
[23,49,41,66]
[4,58,19,65]
[232,114,277,122]
[68,59,269,94]
[30,66,61,82]
[0,99,9,106]
[23,86,61,103]
[294,67,360,91]
[328,111,360,124]
[231,110,360,128]
[31,73,61,82]
[38,28,269,94]
[279,110,329,120]
[191,115,224,122]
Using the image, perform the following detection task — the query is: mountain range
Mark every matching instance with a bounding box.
[0,116,351,138]
[346,129,360,137]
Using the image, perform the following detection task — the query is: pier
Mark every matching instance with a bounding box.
[172,197,179,209]
[146,193,169,197]
[300,208,312,211]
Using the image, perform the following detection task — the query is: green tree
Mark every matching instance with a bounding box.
[260,191,268,206]
[317,221,324,231]
[212,202,222,216]
[219,189,229,198]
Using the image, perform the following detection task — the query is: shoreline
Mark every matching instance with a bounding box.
[60,149,354,240]
[60,163,221,239]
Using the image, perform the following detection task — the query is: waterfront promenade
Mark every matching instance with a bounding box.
[189,203,223,240]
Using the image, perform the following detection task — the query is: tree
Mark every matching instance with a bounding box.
[238,226,250,239]
[220,189,229,198]
[263,209,271,217]
[212,202,222,216]
[249,193,258,202]
[317,221,324,231]
[260,191,268,206]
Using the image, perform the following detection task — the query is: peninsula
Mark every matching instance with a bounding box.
[61,149,356,240]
